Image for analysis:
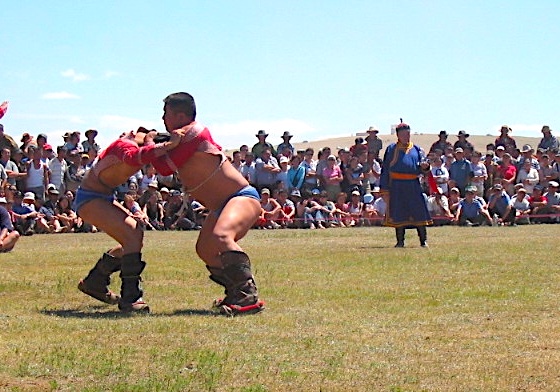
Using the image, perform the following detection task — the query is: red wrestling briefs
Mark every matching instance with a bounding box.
[151,122,223,176]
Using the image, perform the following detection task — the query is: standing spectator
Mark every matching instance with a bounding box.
[0,197,20,252]
[0,124,19,155]
[287,155,305,191]
[537,125,559,152]
[25,146,49,201]
[240,151,256,186]
[538,154,555,187]
[276,156,290,190]
[429,130,453,155]
[496,153,517,195]
[277,131,294,157]
[494,125,517,152]
[315,147,331,188]
[251,130,276,159]
[469,151,487,197]
[139,163,158,194]
[63,131,82,154]
[454,131,474,158]
[254,147,280,192]
[344,155,365,196]
[64,151,83,193]
[82,129,101,153]
[380,121,432,247]
[20,133,35,157]
[322,154,343,201]
[48,146,68,193]
[300,148,318,193]
[517,159,540,194]
[448,147,471,196]
[483,151,499,199]
[517,144,540,171]
[230,151,243,173]
[430,155,449,195]
[365,126,383,162]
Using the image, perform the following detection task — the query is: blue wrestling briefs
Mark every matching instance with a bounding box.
[214,185,260,216]
[74,187,115,214]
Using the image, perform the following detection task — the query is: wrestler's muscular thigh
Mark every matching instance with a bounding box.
[79,199,144,254]
[195,197,260,268]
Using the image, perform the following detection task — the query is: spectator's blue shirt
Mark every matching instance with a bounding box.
[459,198,484,218]
[12,203,34,215]
[0,206,13,231]
[449,159,472,187]
[489,191,511,215]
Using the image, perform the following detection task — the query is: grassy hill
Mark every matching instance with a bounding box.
[291,132,542,156]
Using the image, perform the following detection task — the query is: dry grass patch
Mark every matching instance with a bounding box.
[0,226,559,391]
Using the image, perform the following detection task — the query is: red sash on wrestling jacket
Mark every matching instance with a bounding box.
[151,122,222,176]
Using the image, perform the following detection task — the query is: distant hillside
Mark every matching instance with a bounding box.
[290,133,542,157]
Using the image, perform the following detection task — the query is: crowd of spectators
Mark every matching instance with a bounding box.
[0,122,559,243]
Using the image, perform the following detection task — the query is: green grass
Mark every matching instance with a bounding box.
[0,226,559,391]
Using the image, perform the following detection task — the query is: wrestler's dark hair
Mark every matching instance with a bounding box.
[163,92,197,120]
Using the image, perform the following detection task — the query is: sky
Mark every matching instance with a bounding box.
[2,1,559,150]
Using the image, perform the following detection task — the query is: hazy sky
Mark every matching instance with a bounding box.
[2,1,558,149]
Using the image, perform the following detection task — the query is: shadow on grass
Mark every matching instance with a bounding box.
[40,307,217,319]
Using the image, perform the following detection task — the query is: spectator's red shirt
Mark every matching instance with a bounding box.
[497,163,517,180]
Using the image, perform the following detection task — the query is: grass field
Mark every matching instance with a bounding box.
[0,226,559,391]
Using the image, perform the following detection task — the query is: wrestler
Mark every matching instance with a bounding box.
[151,92,265,316]
[76,127,182,312]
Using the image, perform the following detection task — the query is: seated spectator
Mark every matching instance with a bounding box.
[362,193,378,226]
[142,192,165,230]
[0,197,20,252]
[287,155,305,192]
[188,194,209,227]
[122,192,151,229]
[34,193,66,233]
[322,155,343,201]
[528,185,549,223]
[55,194,78,232]
[347,190,363,227]
[371,187,387,223]
[315,190,336,227]
[427,187,454,225]
[163,190,199,230]
[10,191,37,235]
[469,151,487,197]
[455,186,493,226]
[487,184,512,224]
[496,153,517,195]
[509,188,531,225]
[344,155,365,197]
[256,188,281,229]
[536,181,560,222]
[333,192,351,227]
[275,189,295,228]
[294,190,317,229]
[538,154,556,187]
[448,187,462,213]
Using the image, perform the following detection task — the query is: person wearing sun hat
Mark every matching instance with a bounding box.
[251,129,276,159]
[82,129,100,153]
[537,125,559,153]
[277,131,295,157]
[453,130,474,158]
[495,125,517,152]
[365,126,383,161]
[380,120,432,247]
